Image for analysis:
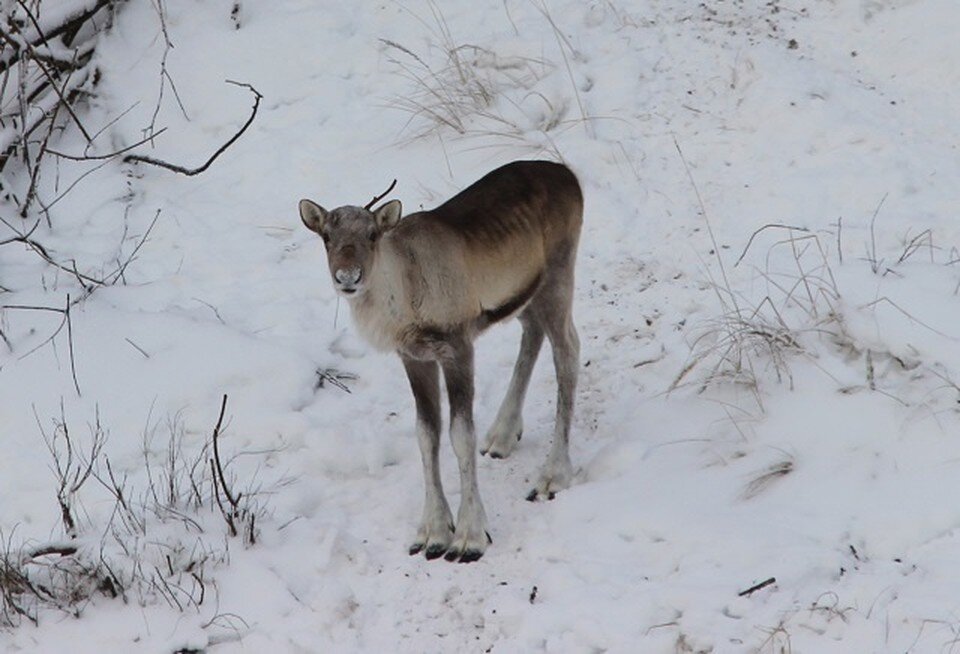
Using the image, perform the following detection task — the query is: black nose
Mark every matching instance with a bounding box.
[335,267,362,286]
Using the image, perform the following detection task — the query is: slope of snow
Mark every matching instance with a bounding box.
[2,0,960,651]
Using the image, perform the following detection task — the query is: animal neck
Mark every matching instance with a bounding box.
[345,240,409,351]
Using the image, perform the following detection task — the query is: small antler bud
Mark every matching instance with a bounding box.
[364,179,398,210]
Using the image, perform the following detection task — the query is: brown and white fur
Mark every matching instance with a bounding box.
[299,160,583,562]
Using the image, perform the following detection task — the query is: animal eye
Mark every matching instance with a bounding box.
[368,232,378,243]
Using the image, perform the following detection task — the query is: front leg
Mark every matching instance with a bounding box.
[402,356,454,559]
[440,338,490,563]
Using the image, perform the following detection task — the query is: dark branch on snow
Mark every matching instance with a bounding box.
[123,82,263,176]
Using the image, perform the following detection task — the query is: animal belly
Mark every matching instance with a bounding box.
[471,238,545,322]
[478,271,542,325]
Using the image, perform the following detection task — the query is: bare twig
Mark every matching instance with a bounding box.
[47,128,169,161]
[1,209,161,295]
[861,296,954,339]
[2,297,81,393]
[106,209,161,286]
[210,396,236,506]
[532,0,591,137]
[896,227,934,265]
[35,402,105,537]
[10,14,93,142]
[734,223,811,268]
[738,577,776,597]
[144,0,189,140]
[64,293,80,395]
[673,135,739,315]
[866,193,888,274]
[25,544,79,560]
[124,338,150,359]
[124,82,262,176]
[836,216,843,265]
[32,0,115,47]
[0,215,102,290]
[315,367,356,393]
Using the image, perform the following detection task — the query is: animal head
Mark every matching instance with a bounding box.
[299,198,403,297]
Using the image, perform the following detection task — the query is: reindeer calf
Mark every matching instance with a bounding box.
[299,160,583,562]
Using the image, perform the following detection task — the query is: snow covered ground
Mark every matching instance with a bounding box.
[3,0,960,651]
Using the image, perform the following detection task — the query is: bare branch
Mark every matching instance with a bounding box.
[734,223,811,268]
[105,209,161,286]
[738,577,776,597]
[25,544,79,560]
[209,394,239,537]
[1,210,162,295]
[46,127,169,161]
[64,293,80,395]
[124,82,262,176]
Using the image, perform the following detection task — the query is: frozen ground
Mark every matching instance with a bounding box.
[2,0,960,651]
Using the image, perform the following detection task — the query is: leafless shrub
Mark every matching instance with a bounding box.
[672,225,840,399]
[143,411,210,522]
[381,38,554,138]
[0,530,117,627]
[672,142,960,410]
[1,397,279,629]
[0,0,257,225]
[1,406,118,627]
[676,211,960,430]
[35,401,106,536]
[0,0,121,220]
[863,193,888,274]
[381,1,583,156]
[0,1,260,396]
[670,142,841,401]
[862,195,945,274]
[754,617,794,653]
[0,208,158,393]
[208,395,262,546]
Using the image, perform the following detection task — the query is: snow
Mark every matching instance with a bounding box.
[3,0,960,651]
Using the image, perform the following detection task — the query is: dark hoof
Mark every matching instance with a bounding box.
[409,542,425,556]
[482,431,520,457]
[526,489,558,502]
[442,548,484,563]
[425,544,447,560]
[458,550,483,563]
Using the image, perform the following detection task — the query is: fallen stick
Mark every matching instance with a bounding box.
[738,577,776,597]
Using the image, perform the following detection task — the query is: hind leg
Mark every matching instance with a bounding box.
[524,248,580,501]
[527,310,579,501]
[482,313,544,459]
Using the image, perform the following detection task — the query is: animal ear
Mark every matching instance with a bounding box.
[299,199,328,234]
[373,199,402,232]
